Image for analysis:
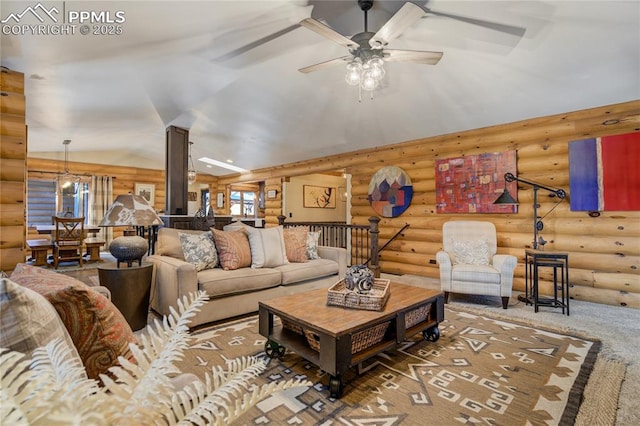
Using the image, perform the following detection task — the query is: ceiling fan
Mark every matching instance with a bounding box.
[298,0,443,84]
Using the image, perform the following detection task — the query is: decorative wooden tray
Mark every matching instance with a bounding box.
[326,278,391,311]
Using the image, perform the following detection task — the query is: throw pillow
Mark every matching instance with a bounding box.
[244,226,289,268]
[211,229,252,271]
[283,227,309,263]
[10,264,138,380]
[450,239,491,265]
[179,232,218,271]
[306,231,321,260]
[0,278,84,373]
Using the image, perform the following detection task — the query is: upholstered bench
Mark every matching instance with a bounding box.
[27,239,53,267]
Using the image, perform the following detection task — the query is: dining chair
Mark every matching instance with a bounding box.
[52,216,85,269]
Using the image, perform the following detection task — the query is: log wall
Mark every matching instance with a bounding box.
[219,100,640,309]
[0,67,26,272]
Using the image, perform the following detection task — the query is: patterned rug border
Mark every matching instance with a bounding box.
[188,306,623,425]
[445,303,625,426]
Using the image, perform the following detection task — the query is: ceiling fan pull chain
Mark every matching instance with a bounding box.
[358,84,362,103]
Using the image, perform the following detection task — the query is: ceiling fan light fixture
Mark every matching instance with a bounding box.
[360,70,379,91]
[345,59,363,85]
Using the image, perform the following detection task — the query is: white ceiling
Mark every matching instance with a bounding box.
[2,0,639,176]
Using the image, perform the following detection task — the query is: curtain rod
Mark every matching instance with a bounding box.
[28,169,116,179]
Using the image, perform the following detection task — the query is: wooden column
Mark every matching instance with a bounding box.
[165,125,188,215]
[0,67,26,272]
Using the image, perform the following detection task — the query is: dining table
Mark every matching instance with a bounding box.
[35,225,102,235]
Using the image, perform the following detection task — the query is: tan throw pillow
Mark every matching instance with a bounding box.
[211,229,252,271]
[179,232,218,271]
[283,227,309,263]
[244,226,289,268]
[450,239,491,265]
[10,264,138,380]
[0,278,84,373]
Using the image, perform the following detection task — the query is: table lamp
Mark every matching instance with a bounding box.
[99,193,164,267]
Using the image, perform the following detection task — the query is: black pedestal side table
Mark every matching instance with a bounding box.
[525,249,570,316]
[98,262,154,331]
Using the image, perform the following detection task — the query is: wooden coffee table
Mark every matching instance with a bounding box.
[258,282,444,397]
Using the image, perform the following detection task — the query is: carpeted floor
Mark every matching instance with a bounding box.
[389,274,639,426]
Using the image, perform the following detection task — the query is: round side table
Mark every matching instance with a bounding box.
[98,262,154,331]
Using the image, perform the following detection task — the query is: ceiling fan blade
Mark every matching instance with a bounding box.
[369,2,426,48]
[300,18,357,49]
[384,49,443,65]
[298,56,352,74]
[214,24,300,62]
[423,7,526,38]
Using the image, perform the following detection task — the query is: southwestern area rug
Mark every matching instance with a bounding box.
[176,308,602,425]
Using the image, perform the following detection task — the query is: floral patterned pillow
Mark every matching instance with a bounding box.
[450,239,491,265]
[211,229,252,271]
[306,231,321,260]
[283,227,309,263]
[179,232,218,271]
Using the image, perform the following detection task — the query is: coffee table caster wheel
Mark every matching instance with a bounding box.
[264,340,285,359]
[423,326,440,342]
[329,375,343,398]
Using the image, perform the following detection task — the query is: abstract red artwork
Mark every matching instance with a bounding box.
[435,151,517,214]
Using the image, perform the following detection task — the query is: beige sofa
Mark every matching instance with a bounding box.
[148,227,347,328]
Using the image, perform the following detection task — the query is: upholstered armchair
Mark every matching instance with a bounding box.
[436,221,517,309]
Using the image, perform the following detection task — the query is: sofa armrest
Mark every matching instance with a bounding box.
[147,255,198,316]
[317,246,347,279]
[436,250,453,291]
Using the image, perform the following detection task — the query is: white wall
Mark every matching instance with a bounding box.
[283,174,347,222]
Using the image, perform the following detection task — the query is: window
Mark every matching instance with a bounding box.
[230,191,255,217]
[27,178,90,226]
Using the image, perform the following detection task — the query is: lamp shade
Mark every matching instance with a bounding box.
[99,194,163,267]
[99,194,163,227]
[494,188,518,205]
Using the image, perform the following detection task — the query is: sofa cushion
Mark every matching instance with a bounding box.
[157,228,205,261]
[197,267,281,298]
[10,264,138,380]
[245,226,288,268]
[211,229,252,270]
[283,227,309,263]
[276,258,339,285]
[0,278,84,371]
[179,231,218,271]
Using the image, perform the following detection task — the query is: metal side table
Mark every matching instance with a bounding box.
[525,249,570,316]
[98,262,154,331]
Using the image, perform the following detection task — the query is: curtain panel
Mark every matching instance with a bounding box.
[89,176,113,247]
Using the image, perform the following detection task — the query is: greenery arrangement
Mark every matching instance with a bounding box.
[1,291,311,425]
